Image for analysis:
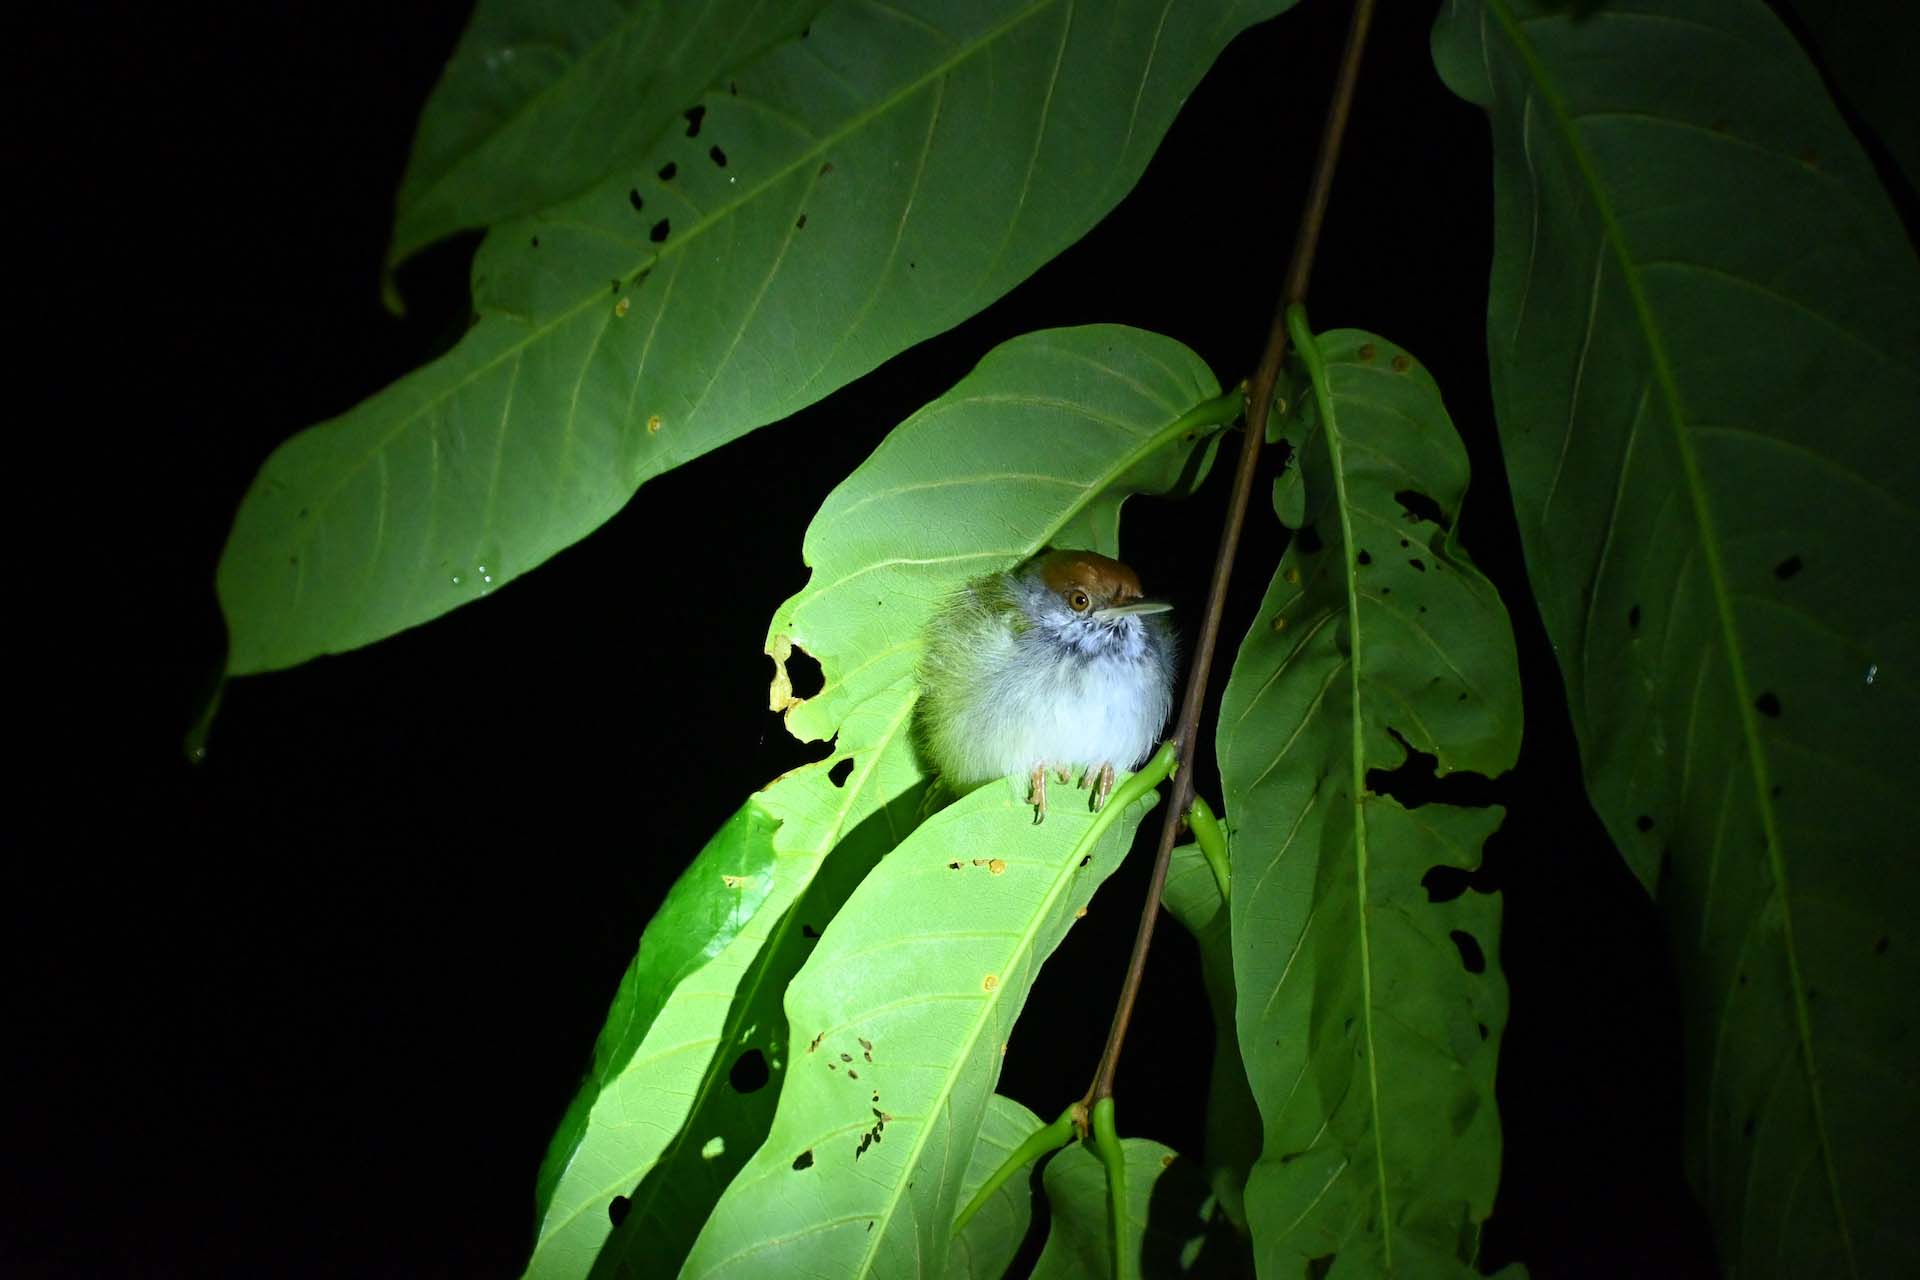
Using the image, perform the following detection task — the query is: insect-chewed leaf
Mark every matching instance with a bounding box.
[1219,323,1522,1276]
[217,0,1290,675]
[679,781,1156,1279]
[1435,1,1920,1271]
[528,323,1227,1277]
[387,0,826,275]
[525,750,924,1279]
[766,324,1231,748]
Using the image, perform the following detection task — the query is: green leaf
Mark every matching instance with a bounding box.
[679,779,1158,1279]
[387,0,826,276]
[526,754,925,1279]
[1161,842,1258,1233]
[1433,1,1920,1271]
[950,1095,1046,1280]
[1030,1138,1228,1280]
[1218,320,1522,1276]
[528,323,1229,1277]
[216,0,1290,675]
[531,799,782,1221]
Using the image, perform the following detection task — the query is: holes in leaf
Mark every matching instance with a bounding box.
[1743,1113,1757,1139]
[608,1195,631,1226]
[1355,549,1373,566]
[1874,936,1889,956]
[1628,604,1642,630]
[1449,929,1486,974]
[828,758,853,788]
[1754,691,1782,717]
[1394,488,1448,528]
[1294,523,1324,555]
[1307,1254,1336,1279]
[1421,865,1472,904]
[1408,557,1426,573]
[1367,729,1498,809]
[658,161,677,181]
[796,213,808,230]
[792,1149,814,1171]
[628,188,644,212]
[801,922,820,939]
[783,644,824,701]
[530,236,540,248]
[1477,1022,1490,1041]
[729,1048,769,1093]
[1636,814,1656,833]
[709,144,728,167]
[1774,555,1804,580]
[650,219,671,243]
[684,105,707,137]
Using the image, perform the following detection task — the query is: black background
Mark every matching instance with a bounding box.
[14,1,1727,1276]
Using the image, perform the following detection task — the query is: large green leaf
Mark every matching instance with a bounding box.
[529,323,1231,1277]
[388,0,826,276]
[1218,322,1522,1277]
[1433,1,1920,1271]
[950,1095,1046,1280]
[216,0,1290,675]
[679,779,1158,1279]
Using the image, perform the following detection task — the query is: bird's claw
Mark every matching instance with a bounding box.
[1091,762,1116,812]
[1028,765,1049,825]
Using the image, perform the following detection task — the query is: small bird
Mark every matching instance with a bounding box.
[915,549,1177,822]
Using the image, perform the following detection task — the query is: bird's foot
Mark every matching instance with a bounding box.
[1028,765,1049,825]
[1091,762,1116,811]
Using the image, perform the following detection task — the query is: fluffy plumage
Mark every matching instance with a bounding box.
[914,550,1176,799]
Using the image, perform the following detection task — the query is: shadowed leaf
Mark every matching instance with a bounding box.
[1435,1,1920,1271]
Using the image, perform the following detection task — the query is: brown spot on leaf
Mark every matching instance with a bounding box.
[987,858,1006,875]
[1357,343,1377,361]
[721,874,746,889]
[1391,354,1410,373]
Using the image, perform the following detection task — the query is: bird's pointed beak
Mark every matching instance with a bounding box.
[1094,599,1172,620]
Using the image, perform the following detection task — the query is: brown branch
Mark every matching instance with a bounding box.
[1084,0,1379,1109]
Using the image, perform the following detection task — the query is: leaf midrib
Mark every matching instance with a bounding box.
[1486,0,1853,1269]
[1294,316,1394,1268]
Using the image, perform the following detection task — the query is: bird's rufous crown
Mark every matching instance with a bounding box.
[1034,549,1145,608]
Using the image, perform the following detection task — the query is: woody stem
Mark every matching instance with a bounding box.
[1084,0,1378,1109]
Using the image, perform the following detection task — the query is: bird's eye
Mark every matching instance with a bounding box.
[1069,590,1091,613]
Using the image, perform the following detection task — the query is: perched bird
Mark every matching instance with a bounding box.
[915,549,1177,821]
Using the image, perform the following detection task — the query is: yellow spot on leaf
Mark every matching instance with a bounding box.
[1075,905,1088,919]
[614,296,630,318]
[1283,566,1300,584]
[987,858,1006,875]
[982,974,998,991]
[647,414,663,434]
[722,874,746,889]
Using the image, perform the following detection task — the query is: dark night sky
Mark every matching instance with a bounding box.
[16,2,1719,1276]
